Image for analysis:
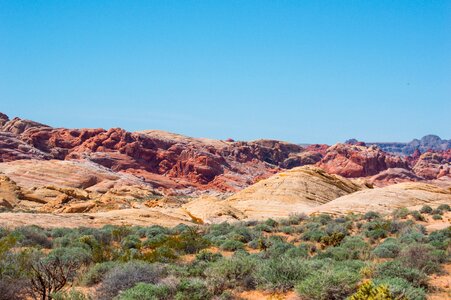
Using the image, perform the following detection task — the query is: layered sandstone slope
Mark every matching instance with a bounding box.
[316,182,451,214]
[0,159,160,213]
[182,196,246,224]
[225,166,365,219]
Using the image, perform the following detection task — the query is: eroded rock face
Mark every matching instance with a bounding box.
[0,176,22,209]
[317,143,409,177]
[0,159,160,213]
[369,168,423,186]
[413,150,451,179]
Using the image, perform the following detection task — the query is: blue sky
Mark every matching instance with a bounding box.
[1,1,450,144]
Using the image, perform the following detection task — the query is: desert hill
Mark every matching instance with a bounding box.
[0,112,450,227]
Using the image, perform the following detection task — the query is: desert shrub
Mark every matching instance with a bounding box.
[205,254,257,294]
[140,225,170,238]
[50,227,75,238]
[427,227,450,249]
[117,283,172,300]
[366,228,388,241]
[374,277,426,300]
[374,260,428,288]
[400,244,442,274]
[302,228,327,242]
[348,281,392,300]
[432,214,442,220]
[195,250,222,262]
[288,213,308,224]
[29,247,91,299]
[171,224,190,234]
[432,208,443,215]
[247,236,269,250]
[97,261,167,300]
[143,245,178,263]
[254,223,273,233]
[281,226,294,234]
[311,214,333,225]
[256,256,311,291]
[13,226,52,248]
[419,205,433,214]
[264,218,278,227]
[364,211,381,221]
[318,236,372,261]
[437,204,450,211]
[220,240,244,251]
[372,239,401,258]
[81,261,119,286]
[229,226,255,243]
[174,278,212,300]
[144,234,169,248]
[51,289,92,300]
[0,278,30,300]
[295,262,361,300]
[174,227,210,254]
[393,207,410,219]
[410,210,425,221]
[321,232,345,247]
[259,239,296,259]
[121,234,142,250]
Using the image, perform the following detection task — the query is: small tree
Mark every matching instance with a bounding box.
[30,256,79,300]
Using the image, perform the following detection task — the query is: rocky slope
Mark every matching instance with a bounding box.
[315,182,451,214]
[1,112,450,218]
[224,166,366,219]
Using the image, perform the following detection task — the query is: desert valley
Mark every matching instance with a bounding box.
[0,113,450,299]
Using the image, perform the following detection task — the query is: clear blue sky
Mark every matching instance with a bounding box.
[1,1,450,144]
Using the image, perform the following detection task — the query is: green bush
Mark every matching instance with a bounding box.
[363,211,381,221]
[400,244,442,274]
[13,226,52,248]
[373,277,426,300]
[410,210,425,221]
[117,283,172,300]
[372,239,401,258]
[205,254,257,294]
[97,261,167,300]
[374,260,428,288]
[295,263,361,300]
[437,204,450,211]
[427,227,450,250]
[220,240,244,251]
[393,207,410,219]
[256,256,311,291]
[432,214,442,220]
[174,278,212,300]
[195,250,222,262]
[51,289,91,300]
[121,235,142,250]
[82,261,119,286]
[419,205,432,214]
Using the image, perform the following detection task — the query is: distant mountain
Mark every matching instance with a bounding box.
[345,135,451,155]
[369,135,451,155]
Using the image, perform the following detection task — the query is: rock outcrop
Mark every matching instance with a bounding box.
[413,150,451,179]
[317,143,409,177]
[316,182,451,214]
[225,166,365,219]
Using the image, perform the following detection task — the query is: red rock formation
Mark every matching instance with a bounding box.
[317,143,409,177]
[413,149,451,179]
